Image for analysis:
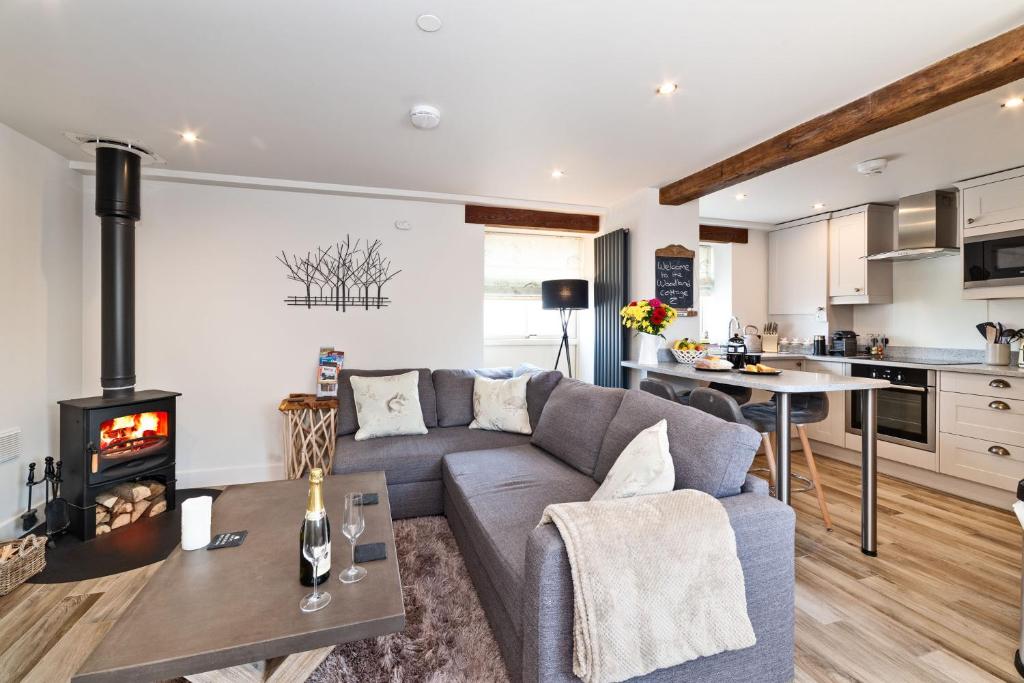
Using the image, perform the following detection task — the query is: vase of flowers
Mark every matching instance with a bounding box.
[620,298,678,365]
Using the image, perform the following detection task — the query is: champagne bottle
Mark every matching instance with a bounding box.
[299,468,331,586]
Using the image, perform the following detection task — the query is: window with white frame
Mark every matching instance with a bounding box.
[699,244,715,294]
[483,231,585,342]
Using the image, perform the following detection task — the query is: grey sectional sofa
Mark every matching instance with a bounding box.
[333,367,795,682]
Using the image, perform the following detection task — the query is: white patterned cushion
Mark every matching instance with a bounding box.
[350,371,429,441]
[469,374,532,435]
[590,419,675,501]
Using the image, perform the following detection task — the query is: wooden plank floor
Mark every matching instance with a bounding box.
[0,455,1020,682]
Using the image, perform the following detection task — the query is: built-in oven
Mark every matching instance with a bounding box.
[846,364,936,451]
[963,227,1024,289]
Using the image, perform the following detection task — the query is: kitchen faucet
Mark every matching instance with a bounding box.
[728,316,742,340]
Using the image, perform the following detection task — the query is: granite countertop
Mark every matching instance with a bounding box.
[756,353,1024,377]
[621,360,890,392]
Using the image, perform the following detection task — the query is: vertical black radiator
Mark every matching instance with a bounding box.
[593,228,629,387]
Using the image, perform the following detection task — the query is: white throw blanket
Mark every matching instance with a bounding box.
[539,489,756,683]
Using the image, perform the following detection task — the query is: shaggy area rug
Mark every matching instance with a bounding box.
[307,516,510,682]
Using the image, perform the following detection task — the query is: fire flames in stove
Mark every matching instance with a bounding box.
[99,411,169,458]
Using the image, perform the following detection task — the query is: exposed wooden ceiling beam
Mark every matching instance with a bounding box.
[699,225,748,244]
[659,24,1024,205]
[464,205,600,232]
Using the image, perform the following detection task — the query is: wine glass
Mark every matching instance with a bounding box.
[299,515,331,612]
[339,492,367,584]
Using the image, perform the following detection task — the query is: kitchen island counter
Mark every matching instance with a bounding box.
[755,353,1024,377]
[623,359,889,556]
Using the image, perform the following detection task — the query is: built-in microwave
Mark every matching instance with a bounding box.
[963,227,1024,288]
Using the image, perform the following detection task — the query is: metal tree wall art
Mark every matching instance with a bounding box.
[278,236,401,311]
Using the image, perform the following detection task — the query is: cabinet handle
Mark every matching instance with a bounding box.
[989,400,1011,410]
[967,218,975,224]
[854,287,862,292]
[989,379,1011,389]
[988,445,1011,457]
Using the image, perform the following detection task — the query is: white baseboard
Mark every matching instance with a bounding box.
[1,502,44,541]
[176,462,284,489]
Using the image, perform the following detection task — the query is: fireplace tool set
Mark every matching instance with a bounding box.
[22,457,70,546]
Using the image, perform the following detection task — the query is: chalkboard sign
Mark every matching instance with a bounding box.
[654,244,694,309]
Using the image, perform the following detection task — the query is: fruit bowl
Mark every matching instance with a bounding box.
[670,348,707,364]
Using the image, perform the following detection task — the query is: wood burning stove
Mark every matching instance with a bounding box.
[58,142,182,541]
[59,391,179,540]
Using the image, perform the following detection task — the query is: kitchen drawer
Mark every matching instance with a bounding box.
[939,392,1024,447]
[940,372,1024,401]
[939,432,1024,491]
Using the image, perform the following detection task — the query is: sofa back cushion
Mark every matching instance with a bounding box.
[524,370,563,430]
[337,368,437,435]
[594,389,761,498]
[530,378,625,476]
[433,367,564,429]
[433,368,513,427]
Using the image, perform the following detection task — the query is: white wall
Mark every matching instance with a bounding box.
[854,256,1024,349]
[80,179,485,487]
[730,229,769,335]
[604,188,700,386]
[0,123,83,538]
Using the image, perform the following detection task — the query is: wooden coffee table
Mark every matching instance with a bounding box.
[73,471,404,683]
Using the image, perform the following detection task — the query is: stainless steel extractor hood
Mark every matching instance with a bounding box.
[866,190,959,262]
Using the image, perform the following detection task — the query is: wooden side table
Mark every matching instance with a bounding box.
[278,394,339,480]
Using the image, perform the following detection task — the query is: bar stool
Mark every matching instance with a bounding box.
[639,378,752,406]
[689,388,832,531]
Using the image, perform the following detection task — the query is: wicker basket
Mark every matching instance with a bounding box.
[670,348,707,364]
[0,535,46,596]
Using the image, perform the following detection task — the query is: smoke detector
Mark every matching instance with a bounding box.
[856,158,887,175]
[416,14,442,32]
[409,105,441,130]
[64,132,165,164]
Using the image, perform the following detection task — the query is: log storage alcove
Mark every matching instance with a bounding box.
[94,479,168,535]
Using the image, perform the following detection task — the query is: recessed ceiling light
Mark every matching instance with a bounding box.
[1003,96,1024,109]
[551,169,566,179]
[416,14,442,32]
[734,192,747,201]
[181,130,198,143]
[656,82,678,95]
[813,202,826,210]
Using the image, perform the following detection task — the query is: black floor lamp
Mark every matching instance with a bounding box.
[541,279,589,378]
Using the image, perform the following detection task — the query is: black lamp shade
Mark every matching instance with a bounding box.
[541,279,589,310]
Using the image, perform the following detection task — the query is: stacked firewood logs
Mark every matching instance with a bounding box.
[94,480,168,535]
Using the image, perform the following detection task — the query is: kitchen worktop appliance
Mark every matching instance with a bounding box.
[829,330,859,357]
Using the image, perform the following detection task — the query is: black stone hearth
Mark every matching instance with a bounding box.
[27,488,220,584]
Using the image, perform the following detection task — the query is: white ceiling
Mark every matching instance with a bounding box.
[1,1,1022,208]
[700,78,1024,224]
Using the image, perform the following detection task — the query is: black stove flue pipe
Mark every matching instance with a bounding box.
[95,146,141,398]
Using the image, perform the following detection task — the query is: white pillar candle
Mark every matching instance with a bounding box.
[181,496,213,551]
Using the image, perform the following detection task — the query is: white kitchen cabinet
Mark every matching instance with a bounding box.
[961,169,1024,235]
[768,219,827,315]
[939,432,1023,492]
[827,205,893,304]
[937,369,1024,490]
[940,389,1024,447]
[801,360,847,447]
